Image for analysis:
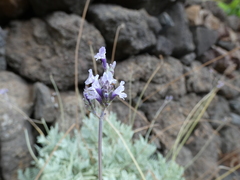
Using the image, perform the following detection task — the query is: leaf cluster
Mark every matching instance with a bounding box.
[18,112,184,180]
[218,0,240,17]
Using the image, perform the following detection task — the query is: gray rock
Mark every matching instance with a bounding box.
[111,101,149,139]
[176,146,197,180]
[199,47,233,74]
[157,12,174,30]
[191,26,218,56]
[0,71,34,113]
[33,82,57,122]
[152,35,173,56]
[230,113,240,126]
[207,95,230,128]
[220,126,240,154]
[29,0,93,16]
[179,93,208,119]
[202,1,228,23]
[99,0,184,16]
[229,97,240,115]
[6,12,105,90]
[142,100,184,148]
[180,53,196,66]
[161,2,195,57]
[141,94,201,146]
[115,55,186,101]
[58,91,84,132]
[88,4,160,60]
[218,71,240,99]
[216,40,236,51]
[0,71,34,180]
[0,27,7,70]
[185,122,220,179]
[186,61,215,93]
[227,15,240,31]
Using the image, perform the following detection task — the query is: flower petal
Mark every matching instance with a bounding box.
[94,47,106,61]
[112,81,127,100]
[85,69,94,85]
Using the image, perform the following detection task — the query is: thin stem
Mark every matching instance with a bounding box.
[98,109,105,180]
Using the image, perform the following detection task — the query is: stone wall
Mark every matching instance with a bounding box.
[0,0,240,179]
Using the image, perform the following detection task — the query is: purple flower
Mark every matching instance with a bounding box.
[94,47,107,70]
[85,69,98,85]
[83,47,127,109]
[112,81,127,100]
[0,88,8,95]
[217,80,224,88]
[94,47,106,60]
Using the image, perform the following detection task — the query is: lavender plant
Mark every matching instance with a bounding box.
[83,47,127,180]
[18,112,185,180]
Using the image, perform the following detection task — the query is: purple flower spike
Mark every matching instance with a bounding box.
[112,81,127,100]
[84,47,127,109]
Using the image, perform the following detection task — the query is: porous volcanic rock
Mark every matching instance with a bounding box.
[58,91,83,132]
[186,61,216,93]
[29,0,93,16]
[220,126,240,154]
[207,95,231,128]
[6,11,105,90]
[151,35,173,56]
[110,101,149,139]
[185,122,221,179]
[114,54,186,101]
[229,97,240,115]
[88,4,160,60]
[141,94,202,148]
[180,53,196,66]
[191,26,218,56]
[0,27,7,70]
[218,71,240,99]
[98,0,184,15]
[0,71,34,180]
[33,82,57,122]
[161,2,195,57]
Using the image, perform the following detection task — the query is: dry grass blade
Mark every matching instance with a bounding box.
[89,42,98,75]
[215,163,240,180]
[111,23,125,63]
[134,124,159,133]
[143,47,240,102]
[145,99,170,142]
[24,128,38,163]
[50,74,65,126]
[200,148,240,180]
[184,119,228,169]
[74,0,91,130]
[171,87,218,161]
[118,98,150,124]
[150,118,234,145]
[131,57,163,126]
[0,98,44,136]
[34,123,76,180]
